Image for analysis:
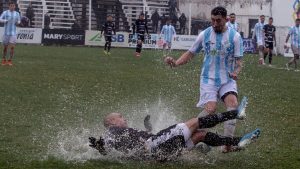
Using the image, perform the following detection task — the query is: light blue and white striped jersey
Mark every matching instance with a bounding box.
[0,10,20,36]
[189,27,244,87]
[254,22,265,42]
[160,25,176,42]
[226,22,239,32]
[288,26,300,48]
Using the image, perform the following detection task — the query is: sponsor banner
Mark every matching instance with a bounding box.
[128,34,160,49]
[85,31,128,47]
[243,38,255,53]
[42,29,85,45]
[0,27,42,44]
[172,35,198,50]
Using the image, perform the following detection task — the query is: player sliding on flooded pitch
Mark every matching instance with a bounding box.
[89,97,261,161]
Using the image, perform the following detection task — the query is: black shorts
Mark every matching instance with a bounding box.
[137,34,145,42]
[105,35,112,42]
[265,42,274,50]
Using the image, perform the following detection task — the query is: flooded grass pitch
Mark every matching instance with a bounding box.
[0,45,299,168]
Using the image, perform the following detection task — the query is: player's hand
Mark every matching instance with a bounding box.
[89,137,107,155]
[164,56,176,68]
[229,72,238,80]
[144,115,152,132]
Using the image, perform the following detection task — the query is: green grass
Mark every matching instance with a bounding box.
[0,45,299,169]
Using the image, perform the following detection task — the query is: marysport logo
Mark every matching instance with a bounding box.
[89,33,102,42]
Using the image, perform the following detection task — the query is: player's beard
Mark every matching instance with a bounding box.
[213,26,223,34]
[213,25,226,34]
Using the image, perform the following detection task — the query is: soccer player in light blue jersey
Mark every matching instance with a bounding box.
[0,1,20,66]
[160,18,176,57]
[165,6,244,153]
[253,15,265,65]
[226,13,239,32]
[284,18,300,71]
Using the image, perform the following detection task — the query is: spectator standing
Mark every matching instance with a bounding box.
[151,10,160,33]
[26,2,34,27]
[179,13,187,34]
[44,12,50,29]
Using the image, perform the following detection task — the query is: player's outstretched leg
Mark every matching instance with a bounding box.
[238,128,261,148]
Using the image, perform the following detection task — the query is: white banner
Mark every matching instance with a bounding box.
[0,27,42,44]
[172,35,198,50]
[85,31,128,47]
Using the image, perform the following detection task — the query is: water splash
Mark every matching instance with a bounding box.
[46,98,181,162]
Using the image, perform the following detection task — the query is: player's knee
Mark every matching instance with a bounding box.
[224,96,238,108]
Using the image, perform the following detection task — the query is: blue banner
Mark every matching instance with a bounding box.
[243,38,255,53]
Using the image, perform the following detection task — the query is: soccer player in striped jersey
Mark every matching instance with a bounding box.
[160,18,176,57]
[0,1,20,66]
[132,13,149,58]
[226,13,239,32]
[165,6,244,153]
[284,18,300,71]
[101,15,116,55]
[253,15,266,65]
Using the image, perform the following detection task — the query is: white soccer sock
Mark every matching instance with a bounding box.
[224,107,237,138]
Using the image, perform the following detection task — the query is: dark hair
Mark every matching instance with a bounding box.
[211,6,227,17]
[260,15,265,17]
[296,18,300,22]
[140,13,145,16]
[8,1,15,5]
[230,13,236,16]
[269,17,273,20]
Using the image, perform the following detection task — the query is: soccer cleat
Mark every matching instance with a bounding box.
[107,52,111,56]
[236,96,248,120]
[1,59,6,66]
[7,60,12,66]
[295,69,300,72]
[104,50,108,55]
[238,128,261,148]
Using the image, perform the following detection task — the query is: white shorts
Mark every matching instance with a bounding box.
[2,35,17,45]
[257,39,264,47]
[197,80,238,108]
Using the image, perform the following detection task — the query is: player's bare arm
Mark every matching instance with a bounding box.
[164,51,194,68]
[229,58,243,80]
